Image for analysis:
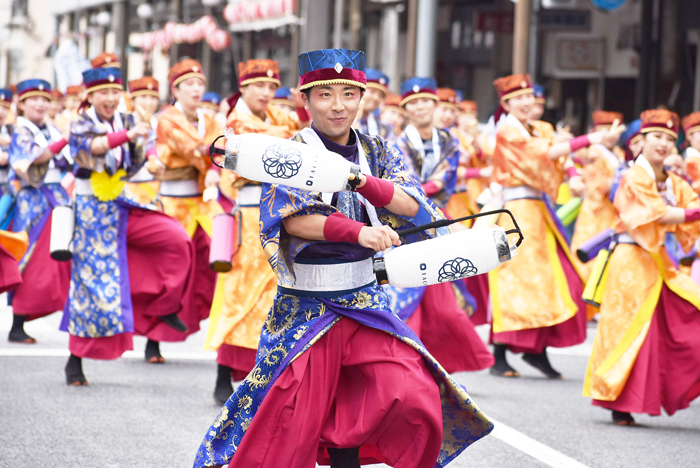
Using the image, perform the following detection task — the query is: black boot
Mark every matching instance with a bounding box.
[489,344,519,377]
[522,348,562,379]
[612,410,636,426]
[159,313,188,333]
[328,447,361,468]
[8,314,36,344]
[145,339,165,363]
[214,364,234,406]
[65,354,88,386]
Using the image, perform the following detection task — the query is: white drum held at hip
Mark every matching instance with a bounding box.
[375,226,515,288]
[50,205,75,261]
[224,133,360,193]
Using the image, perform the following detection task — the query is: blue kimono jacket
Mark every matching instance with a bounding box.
[194,130,493,468]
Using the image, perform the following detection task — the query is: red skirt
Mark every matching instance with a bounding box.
[463,274,490,326]
[593,285,700,416]
[128,209,199,342]
[0,243,22,294]
[216,343,257,381]
[493,243,587,354]
[12,216,70,319]
[69,333,134,360]
[69,209,194,360]
[406,282,494,373]
[228,318,443,468]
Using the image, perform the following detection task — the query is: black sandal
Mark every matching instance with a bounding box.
[160,313,188,333]
[213,364,234,405]
[490,344,520,378]
[522,349,562,379]
[8,314,37,344]
[145,339,165,363]
[612,410,636,426]
[65,354,88,386]
[328,447,361,468]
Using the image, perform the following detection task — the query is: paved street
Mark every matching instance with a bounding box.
[1,304,698,468]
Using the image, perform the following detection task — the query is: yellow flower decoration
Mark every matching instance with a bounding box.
[89,169,126,202]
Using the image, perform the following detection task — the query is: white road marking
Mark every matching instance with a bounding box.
[490,419,592,468]
[0,348,217,360]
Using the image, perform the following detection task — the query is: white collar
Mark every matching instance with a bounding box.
[635,155,657,181]
[299,127,381,227]
[505,113,531,139]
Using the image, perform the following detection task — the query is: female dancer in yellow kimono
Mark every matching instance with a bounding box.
[208,59,309,404]
[570,111,626,280]
[489,74,623,378]
[151,59,222,360]
[584,109,700,425]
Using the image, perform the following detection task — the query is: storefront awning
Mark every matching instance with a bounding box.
[51,0,113,15]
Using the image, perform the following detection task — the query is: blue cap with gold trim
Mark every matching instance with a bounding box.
[0,88,12,107]
[82,67,123,94]
[17,79,51,102]
[399,77,438,107]
[298,49,366,91]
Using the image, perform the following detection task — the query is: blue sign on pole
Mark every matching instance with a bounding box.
[590,0,628,11]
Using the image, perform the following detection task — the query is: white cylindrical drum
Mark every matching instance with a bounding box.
[224,133,360,193]
[50,205,75,261]
[376,226,514,288]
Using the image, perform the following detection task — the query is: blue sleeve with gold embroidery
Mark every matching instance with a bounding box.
[259,133,449,286]
[70,114,104,172]
[9,126,49,186]
[394,130,460,208]
[70,113,145,176]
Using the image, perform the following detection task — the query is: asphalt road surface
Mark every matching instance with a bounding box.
[1,302,698,468]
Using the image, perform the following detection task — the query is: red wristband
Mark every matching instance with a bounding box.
[146,147,158,159]
[422,181,439,197]
[48,138,67,154]
[572,156,584,166]
[296,107,311,122]
[356,174,394,207]
[107,129,130,149]
[685,208,700,223]
[464,168,482,179]
[323,212,365,244]
[566,166,579,179]
[569,135,591,153]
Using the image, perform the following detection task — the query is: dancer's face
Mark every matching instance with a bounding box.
[502,92,534,124]
[303,84,363,144]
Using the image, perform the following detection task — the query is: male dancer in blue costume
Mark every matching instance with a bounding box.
[195,49,492,468]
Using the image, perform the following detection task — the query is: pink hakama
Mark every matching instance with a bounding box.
[406,282,494,373]
[227,318,444,468]
[492,243,587,354]
[12,216,70,320]
[593,285,700,416]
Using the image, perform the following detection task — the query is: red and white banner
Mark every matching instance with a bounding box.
[223,0,296,24]
[141,15,231,52]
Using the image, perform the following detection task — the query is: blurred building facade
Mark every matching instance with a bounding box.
[2,0,700,133]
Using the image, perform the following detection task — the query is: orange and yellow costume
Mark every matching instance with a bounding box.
[488,112,587,350]
[206,59,293,379]
[584,158,700,415]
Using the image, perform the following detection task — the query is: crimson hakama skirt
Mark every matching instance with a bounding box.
[227,317,444,468]
[592,285,700,416]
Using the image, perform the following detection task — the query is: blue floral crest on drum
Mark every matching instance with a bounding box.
[262,144,303,179]
[438,257,477,282]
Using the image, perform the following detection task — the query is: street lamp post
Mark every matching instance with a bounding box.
[513,0,532,75]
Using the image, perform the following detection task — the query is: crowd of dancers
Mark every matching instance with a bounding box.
[1,45,699,468]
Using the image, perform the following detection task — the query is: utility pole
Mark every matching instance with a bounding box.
[406,0,418,78]
[512,0,532,75]
[415,0,438,77]
[349,0,361,50]
[113,1,129,80]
